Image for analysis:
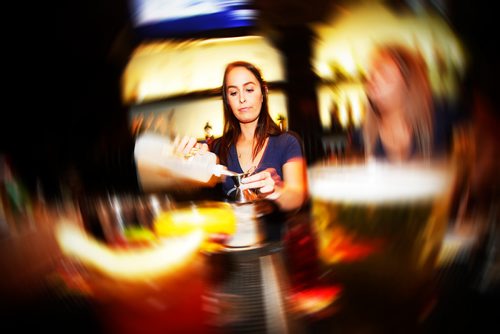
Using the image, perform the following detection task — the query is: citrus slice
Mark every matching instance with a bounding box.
[55,219,203,281]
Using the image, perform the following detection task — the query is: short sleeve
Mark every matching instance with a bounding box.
[283,132,304,162]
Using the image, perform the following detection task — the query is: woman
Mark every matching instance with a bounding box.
[362,44,446,162]
[175,61,308,212]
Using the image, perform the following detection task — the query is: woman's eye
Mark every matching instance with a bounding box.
[229,91,237,97]
[246,88,254,93]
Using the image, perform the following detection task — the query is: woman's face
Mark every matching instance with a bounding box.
[225,66,263,124]
[365,53,405,105]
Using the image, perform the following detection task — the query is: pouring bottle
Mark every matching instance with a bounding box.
[134,132,234,184]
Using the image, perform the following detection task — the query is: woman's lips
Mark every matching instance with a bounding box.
[238,107,250,112]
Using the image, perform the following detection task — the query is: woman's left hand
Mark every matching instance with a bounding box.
[239,168,283,200]
[172,135,209,157]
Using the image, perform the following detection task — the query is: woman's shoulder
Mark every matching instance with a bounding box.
[270,131,304,156]
[273,130,303,145]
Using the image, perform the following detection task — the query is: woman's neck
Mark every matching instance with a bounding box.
[239,121,257,141]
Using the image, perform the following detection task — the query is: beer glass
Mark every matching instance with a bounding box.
[308,162,455,327]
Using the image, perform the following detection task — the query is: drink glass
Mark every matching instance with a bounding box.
[55,193,210,334]
[308,161,455,329]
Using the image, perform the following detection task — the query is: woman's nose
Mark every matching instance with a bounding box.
[239,93,246,103]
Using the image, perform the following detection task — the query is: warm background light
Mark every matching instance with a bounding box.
[122,35,285,104]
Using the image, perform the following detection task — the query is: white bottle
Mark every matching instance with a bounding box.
[134,132,227,184]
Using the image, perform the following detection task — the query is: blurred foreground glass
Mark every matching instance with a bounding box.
[54,194,229,334]
[283,212,342,319]
[308,162,455,325]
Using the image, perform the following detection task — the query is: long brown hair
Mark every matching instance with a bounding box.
[216,61,281,165]
[363,44,434,159]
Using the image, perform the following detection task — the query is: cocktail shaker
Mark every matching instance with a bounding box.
[229,172,258,204]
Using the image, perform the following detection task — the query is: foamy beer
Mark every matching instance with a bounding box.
[309,162,454,301]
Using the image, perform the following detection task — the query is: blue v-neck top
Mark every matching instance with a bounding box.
[212,132,304,197]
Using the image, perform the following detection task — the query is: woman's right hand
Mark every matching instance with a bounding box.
[239,168,283,200]
[172,135,208,157]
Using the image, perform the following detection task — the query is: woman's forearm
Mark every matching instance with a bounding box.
[270,183,307,212]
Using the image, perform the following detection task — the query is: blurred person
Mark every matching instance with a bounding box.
[140,61,308,213]
[360,44,453,162]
